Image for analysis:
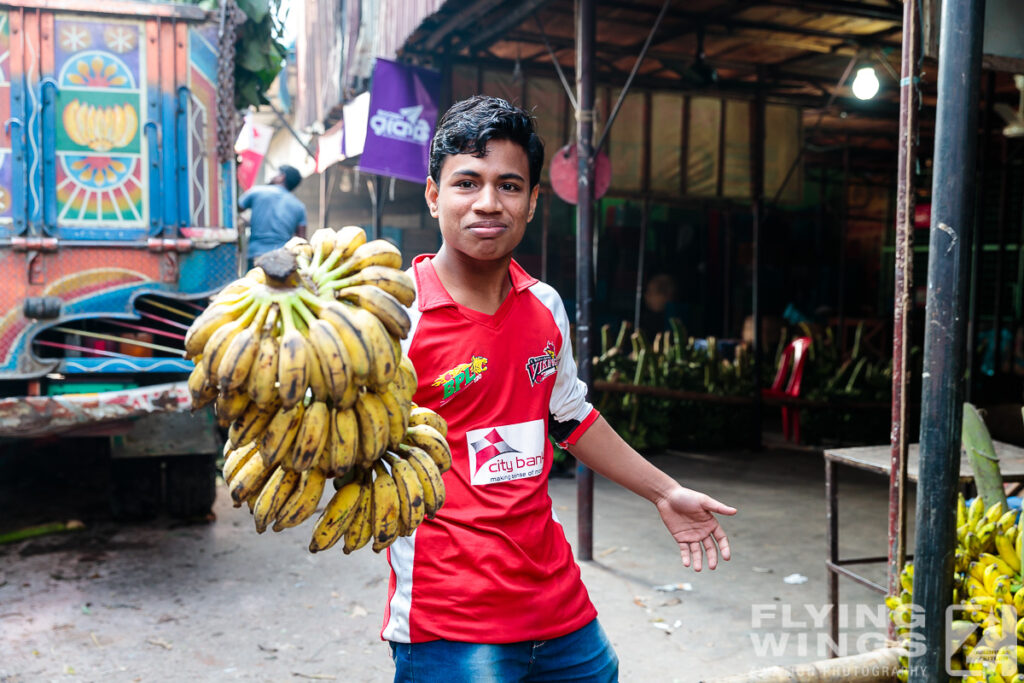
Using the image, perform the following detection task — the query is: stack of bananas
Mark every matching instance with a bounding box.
[889,496,1024,682]
[185,227,452,554]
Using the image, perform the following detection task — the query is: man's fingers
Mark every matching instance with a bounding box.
[705,496,737,516]
[689,542,703,572]
[702,536,718,570]
[680,545,692,568]
[713,526,731,562]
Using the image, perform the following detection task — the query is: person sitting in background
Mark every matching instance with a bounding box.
[240,164,307,268]
[638,273,678,341]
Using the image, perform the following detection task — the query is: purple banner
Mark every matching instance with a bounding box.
[358,59,441,184]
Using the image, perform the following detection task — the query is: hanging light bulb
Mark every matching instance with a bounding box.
[851,65,880,100]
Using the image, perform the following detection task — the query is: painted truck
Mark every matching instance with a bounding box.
[0,1,240,518]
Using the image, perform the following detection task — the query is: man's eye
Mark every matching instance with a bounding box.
[456,180,475,189]
[500,183,521,192]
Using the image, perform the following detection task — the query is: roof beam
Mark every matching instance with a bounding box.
[460,0,557,53]
[760,0,901,22]
[423,0,509,50]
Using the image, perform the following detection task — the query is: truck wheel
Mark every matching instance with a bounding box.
[164,454,217,519]
[109,457,163,521]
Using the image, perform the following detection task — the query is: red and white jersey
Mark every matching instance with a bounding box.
[381,255,600,644]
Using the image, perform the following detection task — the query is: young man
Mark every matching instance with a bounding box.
[383,96,736,682]
[240,164,308,269]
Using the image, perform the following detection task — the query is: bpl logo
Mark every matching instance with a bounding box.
[465,420,545,486]
[946,603,1017,677]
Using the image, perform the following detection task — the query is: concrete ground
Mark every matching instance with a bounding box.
[0,442,910,682]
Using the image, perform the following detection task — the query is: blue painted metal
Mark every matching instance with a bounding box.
[144,121,163,235]
[39,78,58,235]
[25,77,42,234]
[178,243,237,293]
[160,90,178,230]
[175,86,190,228]
[61,357,194,374]
[220,161,234,228]
[6,118,26,235]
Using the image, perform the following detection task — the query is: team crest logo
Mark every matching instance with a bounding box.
[525,341,558,386]
[432,355,488,404]
[466,420,545,485]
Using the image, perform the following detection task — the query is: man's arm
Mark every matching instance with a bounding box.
[566,415,736,571]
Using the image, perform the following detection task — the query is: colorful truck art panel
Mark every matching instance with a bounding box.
[0,12,12,228]
[54,18,146,232]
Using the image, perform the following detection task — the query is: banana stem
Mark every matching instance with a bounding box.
[314,247,348,281]
[314,255,354,286]
[296,287,327,315]
[292,297,318,328]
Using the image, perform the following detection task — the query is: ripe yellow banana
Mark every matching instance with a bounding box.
[309,228,337,266]
[188,359,218,410]
[307,318,353,403]
[202,301,260,382]
[229,400,278,449]
[247,330,281,408]
[404,423,452,473]
[355,391,390,466]
[229,452,272,506]
[401,444,446,518]
[253,466,300,533]
[997,510,1018,534]
[316,301,371,383]
[385,452,425,534]
[379,385,410,450]
[981,553,1018,582]
[398,355,419,402]
[331,266,415,307]
[995,531,1021,573]
[347,304,399,389]
[260,402,306,469]
[335,285,411,339]
[305,343,331,401]
[223,441,258,483]
[968,496,985,526]
[334,239,402,278]
[289,400,330,472]
[284,235,313,260]
[215,389,251,428]
[216,319,260,393]
[309,478,364,552]
[343,473,374,554]
[274,468,327,531]
[408,406,448,438]
[371,462,401,552]
[327,406,360,477]
[277,305,309,409]
[958,493,968,530]
[314,225,368,278]
[184,298,250,359]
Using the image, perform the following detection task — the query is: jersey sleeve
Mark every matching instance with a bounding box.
[543,291,599,448]
[239,188,254,210]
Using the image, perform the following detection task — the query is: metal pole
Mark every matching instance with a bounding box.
[369,175,383,240]
[887,0,920,632]
[992,138,1009,376]
[575,0,596,562]
[838,139,849,354]
[909,1,986,681]
[633,200,649,332]
[751,88,765,450]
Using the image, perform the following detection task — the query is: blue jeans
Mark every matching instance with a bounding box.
[390,618,618,682]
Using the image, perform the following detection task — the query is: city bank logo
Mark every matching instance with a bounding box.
[525,341,558,386]
[369,105,431,144]
[466,420,545,485]
[432,355,488,404]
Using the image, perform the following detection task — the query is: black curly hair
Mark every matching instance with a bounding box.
[429,95,544,189]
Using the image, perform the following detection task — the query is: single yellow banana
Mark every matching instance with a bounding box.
[995,531,1021,573]
[229,452,272,506]
[327,406,360,477]
[344,304,398,389]
[260,402,306,469]
[216,321,260,394]
[404,423,452,473]
[305,343,331,401]
[229,400,279,449]
[308,318,353,403]
[401,444,446,518]
[314,225,367,278]
[335,285,411,339]
[223,441,259,484]
[332,266,415,307]
[247,330,281,408]
[379,385,410,450]
[985,502,1007,527]
[343,473,374,554]
[385,452,425,534]
[334,239,402,277]
[184,299,250,359]
[215,389,251,428]
[408,406,448,438]
[958,493,969,530]
[370,462,401,552]
[202,301,260,382]
[981,553,1017,581]
[188,359,218,410]
[317,301,371,382]
[289,400,330,472]
[398,355,419,402]
[997,510,1019,534]
[355,390,390,465]
[253,466,300,533]
[968,496,985,526]
[309,227,337,266]
[309,478,365,553]
[274,468,327,530]
[283,235,313,260]
[277,325,310,409]
[985,562,1007,596]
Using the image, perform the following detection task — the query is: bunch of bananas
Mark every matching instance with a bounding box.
[186,227,453,554]
[889,496,1024,682]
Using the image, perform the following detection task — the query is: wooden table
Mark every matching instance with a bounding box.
[823,441,1024,649]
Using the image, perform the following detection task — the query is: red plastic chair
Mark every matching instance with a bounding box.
[762,336,812,443]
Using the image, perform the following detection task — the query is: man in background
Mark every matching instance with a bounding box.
[240,164,307,268]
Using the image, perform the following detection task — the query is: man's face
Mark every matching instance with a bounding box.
[425,138,539,263]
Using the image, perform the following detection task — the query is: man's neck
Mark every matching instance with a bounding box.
[431,245,512,316]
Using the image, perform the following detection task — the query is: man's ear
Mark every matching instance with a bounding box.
[425,176,440,218]
[527,184,540,223]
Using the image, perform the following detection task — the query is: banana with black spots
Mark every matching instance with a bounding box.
[316,301,371,383]
[330,266,415,307]
[379,385,410,450]
[289,400,330,472]
[307,317,354,403]
[223,441,259,484]
[229,399,279,449]
[188,358,218,411]
[247,327,281,408]
[215,389,252,428]
[260,402,306,469]
[347,304,399,389]
[408,406,448,438]
[333,239,402,278]
[343,472,374,554]
[336,285,411,339]
[401,444,445,518]
[384,452,425,534]
[327,406,360,477]
[355,391,390,466]
[253,466,301,533]
[371,462,401,552]
[274,468,327,530]
[309,478,365,553]
[404,423,452,473]
[229,452,273,506]
[277,299,310,409]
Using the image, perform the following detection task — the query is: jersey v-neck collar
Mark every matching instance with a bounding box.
[412,254,538,328]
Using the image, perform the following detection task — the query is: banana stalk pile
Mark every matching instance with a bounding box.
[889,496,1024,681]
[185,227,452,554]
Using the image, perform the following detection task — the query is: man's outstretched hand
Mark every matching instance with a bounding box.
[655,487,736,572]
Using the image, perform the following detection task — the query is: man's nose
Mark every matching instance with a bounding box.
[473,185,501,212]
